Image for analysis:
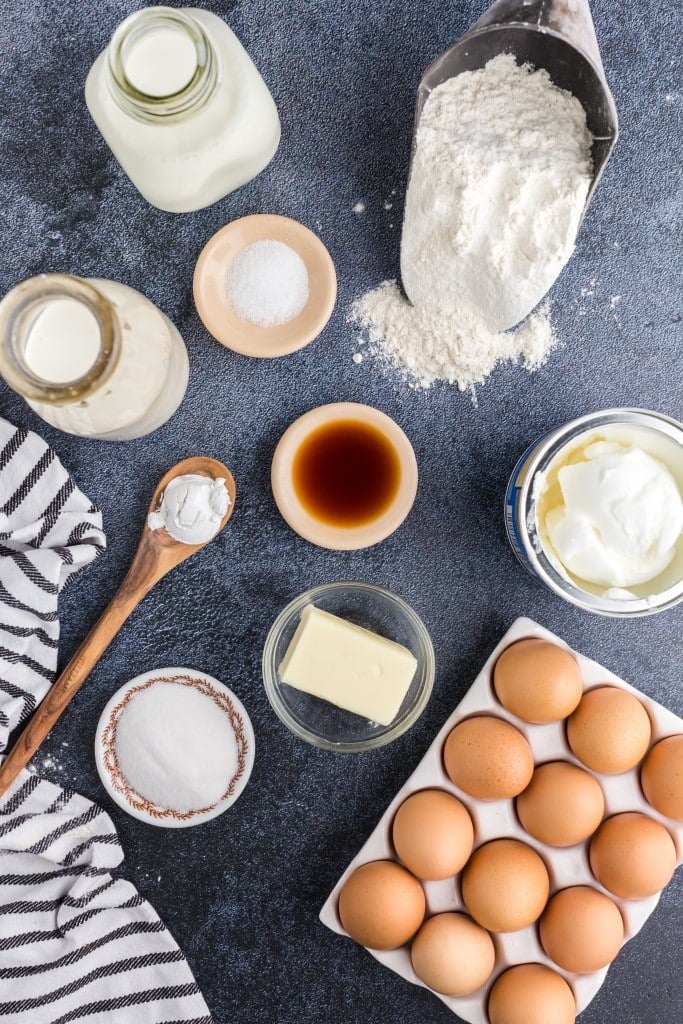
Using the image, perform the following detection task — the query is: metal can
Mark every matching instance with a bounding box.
[504,408,683,617]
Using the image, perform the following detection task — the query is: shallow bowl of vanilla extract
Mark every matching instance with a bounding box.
[271,402,418,550]
[193,213,337,358]
[262,582,435,752]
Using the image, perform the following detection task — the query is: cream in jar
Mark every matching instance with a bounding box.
[0,273,189,441]
[23,298,102,383]
[85,7,280,213]
[533,422,683,598]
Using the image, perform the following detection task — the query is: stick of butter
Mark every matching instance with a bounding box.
[278,604,418,726]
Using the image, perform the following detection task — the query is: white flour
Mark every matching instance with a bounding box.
[352,54,592,392]
[352,280,556,392]
[403,53,593,330]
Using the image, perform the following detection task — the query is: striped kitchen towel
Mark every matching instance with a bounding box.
[0,771,214,1024]
[0,419,105,750]
[0,419,214,1023]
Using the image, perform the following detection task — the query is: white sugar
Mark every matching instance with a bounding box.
[226,239,309,328]
[114,682,238,813]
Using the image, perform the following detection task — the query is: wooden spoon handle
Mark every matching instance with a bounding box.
[0,551,160,798]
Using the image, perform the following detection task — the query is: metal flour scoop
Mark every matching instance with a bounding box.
[402,0,619,295]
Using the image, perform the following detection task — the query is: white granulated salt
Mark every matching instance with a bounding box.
[226,239,309,327]
[115,682,238,813]
[352,54,589,392]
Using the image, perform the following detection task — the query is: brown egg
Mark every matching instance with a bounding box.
[641,735,683,820]
[488,964,576,1024]
[338,860,425,950]
[567,686,651,774]
[392,789,474,881]
[461,839,549,932]
[493,638,584,724]
[443,716,534,800]
[516,761,605,847]
[410,913,495,996]
[589,812,677,899]
[539,886,624,973]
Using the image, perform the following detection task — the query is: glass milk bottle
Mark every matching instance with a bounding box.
[0,274,189,441]
[85,6,281,213]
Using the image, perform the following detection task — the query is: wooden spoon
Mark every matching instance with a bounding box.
[0,456,236,798]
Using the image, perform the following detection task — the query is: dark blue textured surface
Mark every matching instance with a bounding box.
[1,2,682,1022]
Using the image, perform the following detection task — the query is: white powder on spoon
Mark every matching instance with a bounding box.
[148,474,230,544]
[226,239,309,327]
[351,54,592,392]
[114,682,238,813]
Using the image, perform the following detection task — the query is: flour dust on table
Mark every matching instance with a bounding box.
[351,283,556,393]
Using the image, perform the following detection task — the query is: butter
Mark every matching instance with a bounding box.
[278,605,418,726]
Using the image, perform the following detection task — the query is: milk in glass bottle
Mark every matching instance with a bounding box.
[85,6,281,212]
[0,274,189,441]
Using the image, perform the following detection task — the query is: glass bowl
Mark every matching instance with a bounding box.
[262,581,435,752]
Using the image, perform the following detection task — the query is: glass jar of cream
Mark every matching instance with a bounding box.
[505,409,683,617]
[85,6,281,212]
[0,274,189,441]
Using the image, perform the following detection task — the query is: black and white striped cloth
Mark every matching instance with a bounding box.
[0,419,214,1024]
[0,419,105,749]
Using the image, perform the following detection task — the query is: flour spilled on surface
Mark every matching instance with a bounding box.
[351,54,591,394]
[350,281,557,392]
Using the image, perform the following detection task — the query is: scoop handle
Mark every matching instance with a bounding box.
[0,542,161,799]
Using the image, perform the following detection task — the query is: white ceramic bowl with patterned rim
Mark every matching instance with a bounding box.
[94,668,255,828]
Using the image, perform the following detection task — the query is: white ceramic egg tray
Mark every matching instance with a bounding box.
[319,617,683,1022]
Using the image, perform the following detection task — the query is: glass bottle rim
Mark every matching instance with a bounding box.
[106,7,219,123]
[0,273,121,404]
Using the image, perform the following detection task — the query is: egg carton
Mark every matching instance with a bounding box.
[319,617,683,1022]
